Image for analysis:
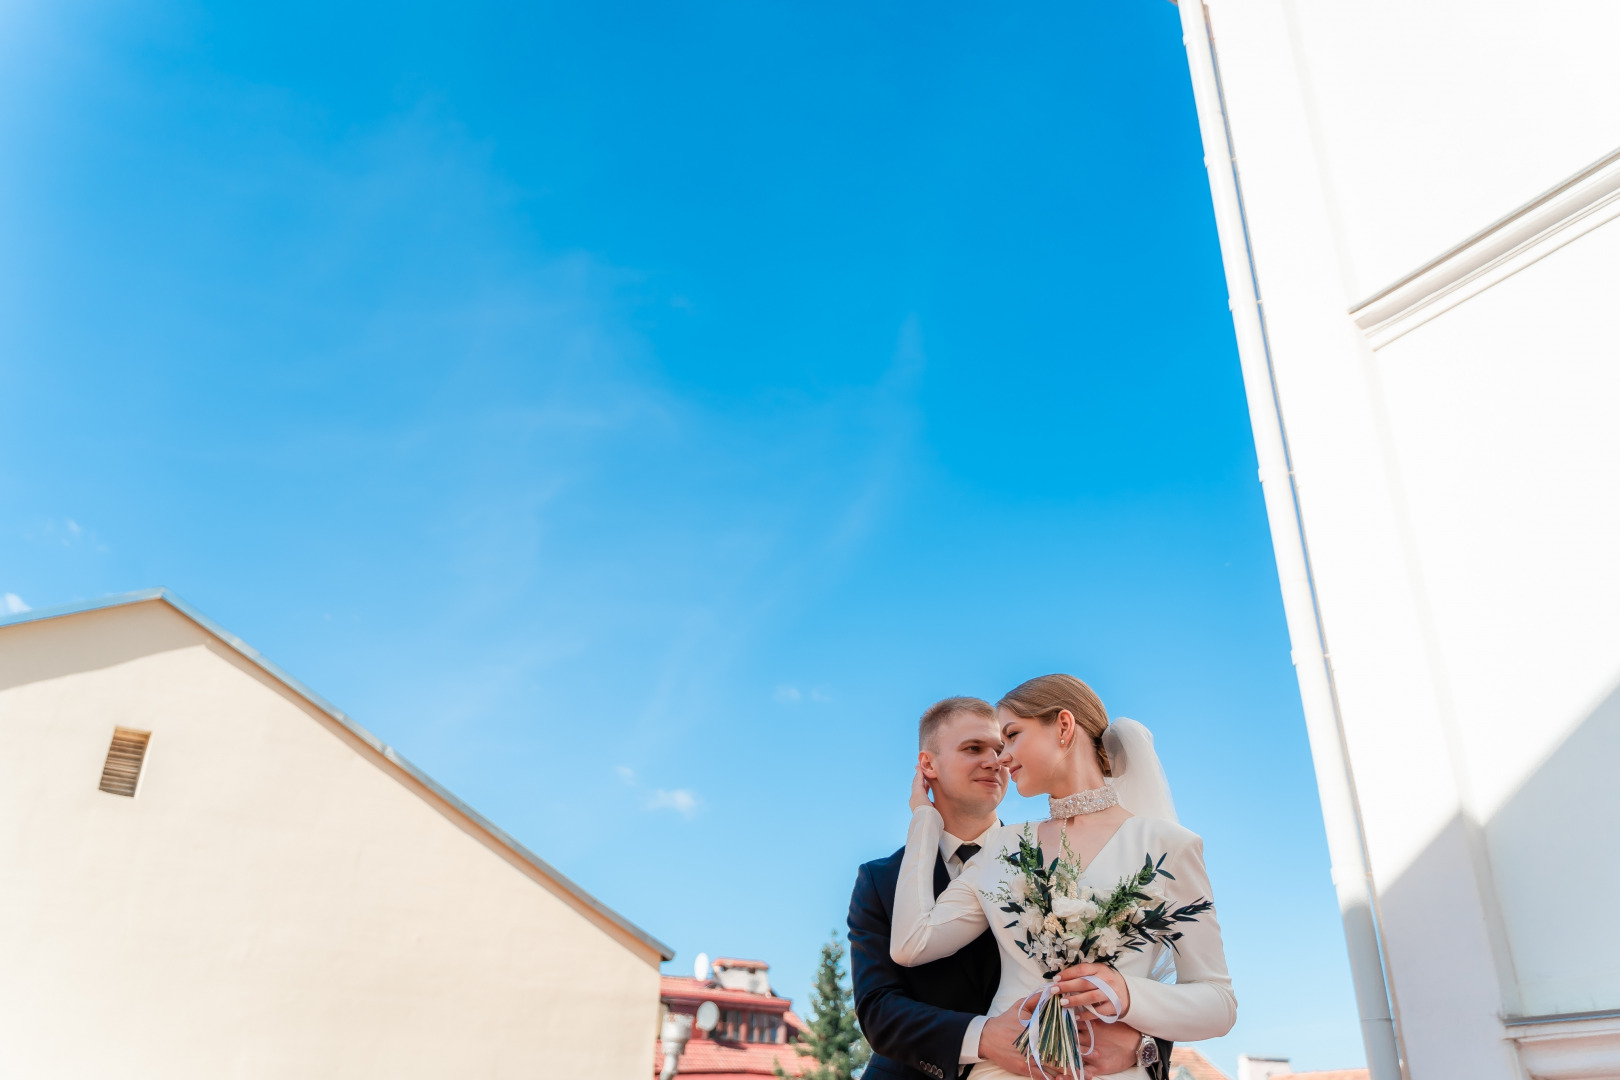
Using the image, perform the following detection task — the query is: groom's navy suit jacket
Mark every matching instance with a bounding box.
[847,845,1000,1080]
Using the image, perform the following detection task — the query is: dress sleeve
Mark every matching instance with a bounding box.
[889,805,992,966]
[1119,832,1238,1042]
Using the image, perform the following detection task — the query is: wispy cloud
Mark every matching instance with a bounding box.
[24,518,109,553]
[620,768,699,818]
[2,593,29,614]
[648,788,700,817]
[775,684,830,704]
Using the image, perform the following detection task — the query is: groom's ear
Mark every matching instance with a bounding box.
[917,749,939,779]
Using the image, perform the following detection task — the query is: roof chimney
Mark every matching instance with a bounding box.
[1237,1055,1292,1080]
[659,1011,693,1080]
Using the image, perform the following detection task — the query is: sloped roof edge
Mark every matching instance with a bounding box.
[0,588,675,962]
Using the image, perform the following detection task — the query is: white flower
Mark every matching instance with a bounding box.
[1043,913,1065,935]
[1052,895,1100,922]
[1092,926,1125,956]
[1009,876,1029,901]
[1019,909,1044,935]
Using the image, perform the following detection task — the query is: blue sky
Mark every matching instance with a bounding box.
[1,0,1363,1072]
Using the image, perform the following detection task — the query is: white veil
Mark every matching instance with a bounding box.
[1102,717,1178,824]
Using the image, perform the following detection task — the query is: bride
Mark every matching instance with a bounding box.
[891,674,1236,1079]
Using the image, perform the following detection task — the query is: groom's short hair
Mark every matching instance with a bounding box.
[919,696,995,750]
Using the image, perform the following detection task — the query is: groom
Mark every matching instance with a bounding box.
[847,696,1168,1080]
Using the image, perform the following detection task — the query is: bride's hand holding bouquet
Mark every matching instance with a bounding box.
[1056,962,1128,1020]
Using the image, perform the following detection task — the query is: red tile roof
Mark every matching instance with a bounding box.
[1163,1048,1366,1080]
[654,1039,812,1078]
[660,975,797,1016]
[1171,1048,1230,1080]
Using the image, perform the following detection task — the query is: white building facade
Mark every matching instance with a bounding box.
[0,591,672,1078]
[1174,3,1620,1079]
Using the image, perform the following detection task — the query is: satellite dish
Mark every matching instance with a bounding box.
[693,952,711,981]
[695,1001,720,1033]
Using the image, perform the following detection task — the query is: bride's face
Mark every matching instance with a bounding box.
[996,706,1071,797]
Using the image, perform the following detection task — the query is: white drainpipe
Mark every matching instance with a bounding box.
[1173,3,1405,1079]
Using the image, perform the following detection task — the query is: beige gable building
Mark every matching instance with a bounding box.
[0,590,672,1078]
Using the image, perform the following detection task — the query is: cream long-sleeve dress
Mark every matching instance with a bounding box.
[891,806,1237,1080]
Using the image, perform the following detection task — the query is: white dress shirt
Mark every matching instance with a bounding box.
[939,823,998,1067]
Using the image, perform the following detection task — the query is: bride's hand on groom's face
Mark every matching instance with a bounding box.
[909,764,933,812]
[1056,962,1130,1020]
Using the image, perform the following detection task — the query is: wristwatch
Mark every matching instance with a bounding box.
[1136,1033,1160,1070]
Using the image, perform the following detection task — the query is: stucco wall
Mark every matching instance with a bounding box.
[1189,0,1620,1076]
[0,600,661,1078]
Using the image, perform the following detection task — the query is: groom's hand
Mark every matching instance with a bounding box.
[1077,1017,1145,1079]
[976,1007,1035,1077]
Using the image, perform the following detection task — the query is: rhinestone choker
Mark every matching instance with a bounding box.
[1048,785,1119,819]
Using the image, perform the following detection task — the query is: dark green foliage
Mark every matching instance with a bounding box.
[774,934,872,1080]
[993,834,1215,982]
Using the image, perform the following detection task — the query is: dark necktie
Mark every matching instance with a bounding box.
[954,843,980,864]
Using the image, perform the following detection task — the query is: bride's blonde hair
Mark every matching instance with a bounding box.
[997,674,1113,777]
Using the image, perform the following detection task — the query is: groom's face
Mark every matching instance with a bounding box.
[922,712,1008,815]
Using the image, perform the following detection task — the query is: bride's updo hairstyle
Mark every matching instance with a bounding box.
[997,674,1113,778]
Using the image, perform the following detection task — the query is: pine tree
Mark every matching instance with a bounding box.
[775,933,871,1080]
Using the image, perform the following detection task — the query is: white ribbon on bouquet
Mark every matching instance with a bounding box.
[1018,976,1122,1080]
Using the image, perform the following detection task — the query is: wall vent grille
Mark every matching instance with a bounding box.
[98,727,151,797]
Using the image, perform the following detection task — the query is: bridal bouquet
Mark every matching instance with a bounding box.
[983,827,1213,1078]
